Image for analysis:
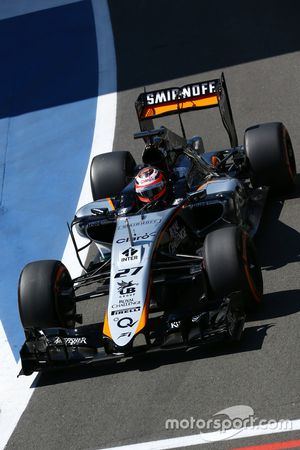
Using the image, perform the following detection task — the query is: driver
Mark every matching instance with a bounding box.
[134,167,167,204]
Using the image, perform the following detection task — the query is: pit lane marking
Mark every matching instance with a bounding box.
[231,437,300,449]
[0,1,117,449]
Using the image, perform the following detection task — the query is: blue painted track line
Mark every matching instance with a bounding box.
[0,0,99,358]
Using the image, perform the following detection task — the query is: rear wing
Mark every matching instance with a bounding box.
[135,72,238,148]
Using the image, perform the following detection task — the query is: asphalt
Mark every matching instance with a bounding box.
[6,1,300,449]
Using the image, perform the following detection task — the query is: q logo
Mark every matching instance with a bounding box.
[117,317,138,328]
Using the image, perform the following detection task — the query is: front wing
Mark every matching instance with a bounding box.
[19,302,244,376]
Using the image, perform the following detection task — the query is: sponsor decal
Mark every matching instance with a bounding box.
[122,247,138,257]
[111,307,141,316]
[114,266,143,278]
[53,337,87,345]
[87,220,102,228]
[116,231,156,244]
[91,208,107,215]
[170,321,181,329]
[116,317,138,328]
[118,246,141,266]
[191,314,202,323]
[168,221,187,254]
[118,332,132,339]
[117,280,138,296]
[117,219,162,230]
[145,81,217,105]
[111,300,141,308]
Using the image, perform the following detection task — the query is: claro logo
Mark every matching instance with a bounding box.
[116,232,156,244]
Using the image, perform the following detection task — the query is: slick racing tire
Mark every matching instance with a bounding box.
[204,226,263,309]
[18,260,76,329]
[90,151,137,201]
[244,122,297,192]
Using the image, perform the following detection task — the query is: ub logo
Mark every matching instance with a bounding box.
[117,280,137,296]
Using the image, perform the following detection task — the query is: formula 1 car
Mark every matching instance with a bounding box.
[18,73,297,375]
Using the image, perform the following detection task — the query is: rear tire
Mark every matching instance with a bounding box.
[90,151,136,200]
[244,122,297,192]
[204,226,263,309]
[18,260,76,329]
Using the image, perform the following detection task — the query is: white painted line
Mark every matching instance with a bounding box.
[0,321,36,449]
[98,420,300,450]
[62,0,117,277]
[0,1,116,449]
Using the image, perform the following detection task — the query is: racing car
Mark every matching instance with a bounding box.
[18,73,297,375]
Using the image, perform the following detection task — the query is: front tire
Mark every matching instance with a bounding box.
[204,226,263,309]
[18,260,76,329]
[244,122,297,192]
[90,151,136,201]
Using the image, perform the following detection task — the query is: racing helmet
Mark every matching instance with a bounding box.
[134,167,167,203]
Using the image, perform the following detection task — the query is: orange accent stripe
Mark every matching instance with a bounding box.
[242,232,261,303]
[211,155,220,167]
[134,277,152,335]
[231,438,300,450]
[106,197,115,210]
[196,181,211,191]
[134,204,185,336]
[154,204,183,249]
[142,95,218,118]
[102,310,112,338]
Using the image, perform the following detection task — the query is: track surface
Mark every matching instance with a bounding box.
[7,1,300,449]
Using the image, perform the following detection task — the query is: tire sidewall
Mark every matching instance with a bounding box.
[90,151,136,201]
[245,122,296,191]
[18,260,75,329]
[204,226,263,308]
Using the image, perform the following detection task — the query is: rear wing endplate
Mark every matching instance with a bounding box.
[135,72,238,148]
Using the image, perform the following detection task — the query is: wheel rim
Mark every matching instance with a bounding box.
[54,265,75,327]
[242,233,263,303]
[286,136,297,183]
